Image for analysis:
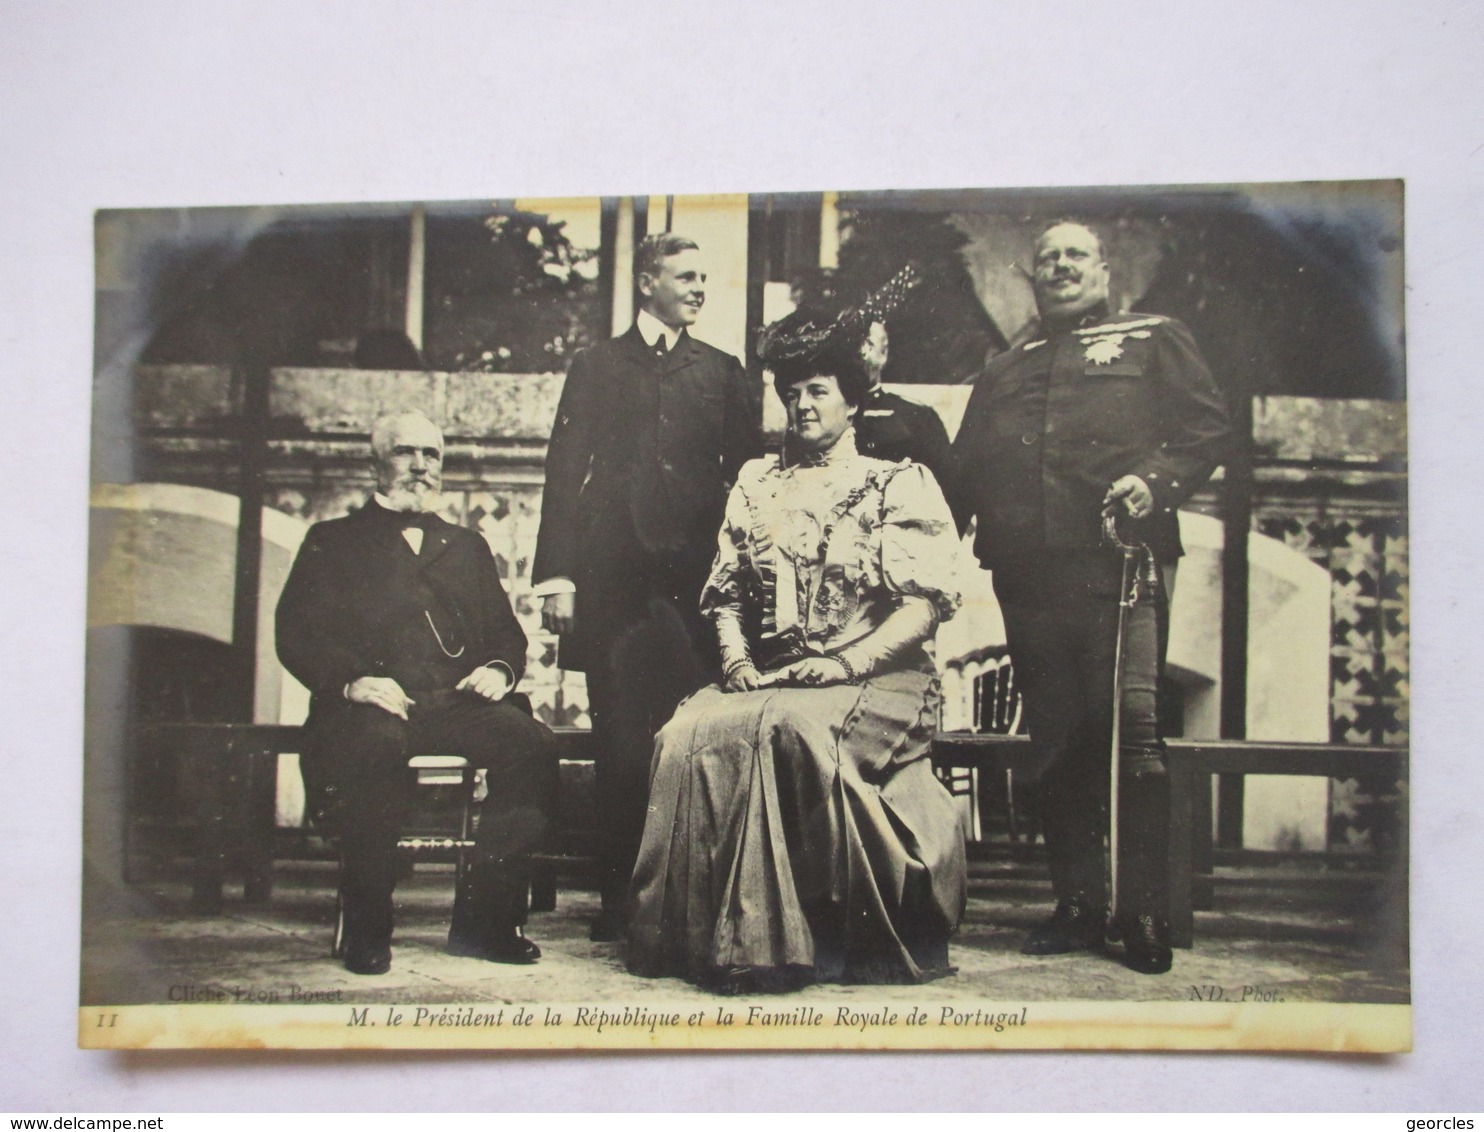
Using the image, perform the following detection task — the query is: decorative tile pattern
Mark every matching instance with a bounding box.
[264,488,310,523]
[265,473,586,730]
[462,481,589,728]
[1255,502,1408,854]
[262,458,1410,851]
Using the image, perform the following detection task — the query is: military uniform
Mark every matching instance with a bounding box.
[855,386,953,490]
[950,303,1229,932]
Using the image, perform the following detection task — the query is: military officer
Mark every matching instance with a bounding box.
[853,318,954,489]
[949,220,1230,974]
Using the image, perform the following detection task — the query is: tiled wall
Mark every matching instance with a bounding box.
[460,483,591,730]
[1255,498,1408,854]
[263,474,1410,853]
[129,369,1410,853]
[264,473,591,734]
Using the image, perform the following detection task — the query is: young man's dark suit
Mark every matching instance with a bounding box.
[276,500,558,958]
[950,304,1229,944]
[533,323,761,918]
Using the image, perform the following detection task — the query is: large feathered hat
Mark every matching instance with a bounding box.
[755,262,922,370]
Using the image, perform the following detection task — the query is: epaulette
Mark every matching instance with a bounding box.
[1073,315,1166,337]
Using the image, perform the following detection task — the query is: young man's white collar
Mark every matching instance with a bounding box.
[636,307,683,353]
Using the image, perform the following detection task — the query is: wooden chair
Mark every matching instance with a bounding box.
[936,649,1030,844]
[330,754,479,958]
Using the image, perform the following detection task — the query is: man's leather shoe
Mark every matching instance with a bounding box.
[342,940,391,976]
[1117,913,1173,975]
[1021,896,1109,955]
[588,912,626,943]
[448,930,541,965]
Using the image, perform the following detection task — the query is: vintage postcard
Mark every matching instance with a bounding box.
[81,181,1409,1051]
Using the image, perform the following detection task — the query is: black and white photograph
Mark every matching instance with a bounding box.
[80,182,1409,1051]
[10,0,1484,1113]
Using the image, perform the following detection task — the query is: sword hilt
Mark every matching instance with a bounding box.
[1101,511,1141,554]
[1102,513,1158,604]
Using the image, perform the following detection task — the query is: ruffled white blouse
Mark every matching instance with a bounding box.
[701,429,964,670]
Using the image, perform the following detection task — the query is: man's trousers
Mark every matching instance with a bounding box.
[301,689,559,949]
[584,600,715,916]
[577,541,717,919]
[992,550,1171,917]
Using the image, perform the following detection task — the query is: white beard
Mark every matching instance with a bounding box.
[380,482,438,512]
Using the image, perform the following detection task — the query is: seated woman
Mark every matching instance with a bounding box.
[626,311,968,993]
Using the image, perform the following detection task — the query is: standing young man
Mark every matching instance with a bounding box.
[534,233,762,940]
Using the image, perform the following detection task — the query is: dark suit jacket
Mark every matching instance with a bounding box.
[532,324,761,670]
[276,502,529,716]
[950,306,1230,567]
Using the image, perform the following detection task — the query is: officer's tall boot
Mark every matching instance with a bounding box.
[1109,576,1172,974]
[1115,745,1173,974]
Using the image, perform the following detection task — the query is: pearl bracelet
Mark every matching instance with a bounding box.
[834,653,860,685]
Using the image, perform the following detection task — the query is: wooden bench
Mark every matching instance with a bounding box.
[1161,738,1407,947]
[529,728,598,912]
[133,722,600,914]
[133,722,297,913]
[135,723,1408,948]
[932,731,1408,947]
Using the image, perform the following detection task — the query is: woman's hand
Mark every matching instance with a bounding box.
[772,656,852,688]
[723,662,762,693]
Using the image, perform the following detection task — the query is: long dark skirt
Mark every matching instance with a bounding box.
[627,668,967,988]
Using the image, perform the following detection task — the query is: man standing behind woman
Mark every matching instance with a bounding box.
[533,233,763,941]
[626,310,969,992]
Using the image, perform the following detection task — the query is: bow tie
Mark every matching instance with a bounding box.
[373,504,437,531]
